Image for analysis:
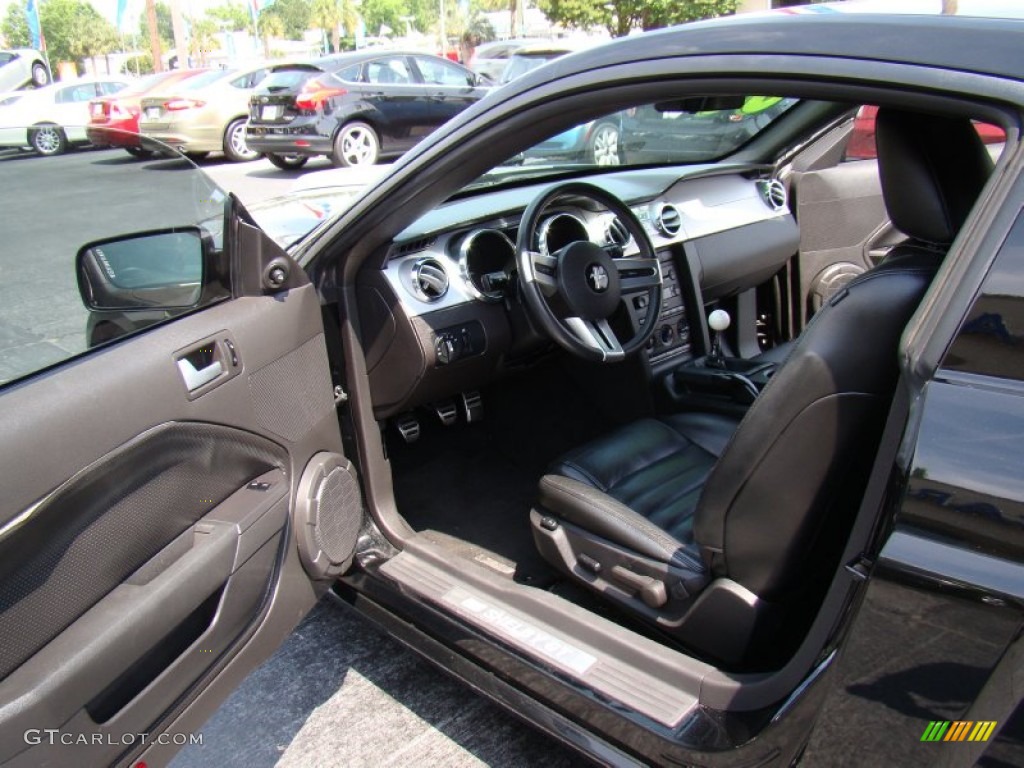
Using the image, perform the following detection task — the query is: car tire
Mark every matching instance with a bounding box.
[124,146,154,159]
[223,118,260,162]
[331,121,379,168]
[31,61,50,87]
[29,124,66,156]
[266,153,309,170]
[587,122,620,166]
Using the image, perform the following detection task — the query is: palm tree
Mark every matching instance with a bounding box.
[259,10,284,58]
[189,18,220,66]
[312,0,358,53]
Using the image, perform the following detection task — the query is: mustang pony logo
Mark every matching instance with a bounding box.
[586,264,609,292]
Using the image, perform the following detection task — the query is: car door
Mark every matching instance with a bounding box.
[409,55,483,128]
[49,81,101,141]
[361,55,427,153]
[0,148,360,766]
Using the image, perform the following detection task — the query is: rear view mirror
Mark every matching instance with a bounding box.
[77,228,206,311]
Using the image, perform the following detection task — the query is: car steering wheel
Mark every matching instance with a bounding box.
[516,182,663,362]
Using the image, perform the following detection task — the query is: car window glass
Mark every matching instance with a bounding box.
[366,57,412,85]
[844,104,1007,161]
[246,69,267,88]
[0,148,227,387]
[56,84,98,103]
[336,63,362,83]
[0,53,16,66]
[183,70,234,90]
[415,57,470,86]
[464,95,799,191]
[99,81,127,95]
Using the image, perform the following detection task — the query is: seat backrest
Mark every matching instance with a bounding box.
[693,108,994,603]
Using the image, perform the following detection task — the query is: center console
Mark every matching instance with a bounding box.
[627,249,692,364]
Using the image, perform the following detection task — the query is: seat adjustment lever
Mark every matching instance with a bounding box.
[611,565,668,608]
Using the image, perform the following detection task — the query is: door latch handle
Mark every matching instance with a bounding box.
[177,357,223,391]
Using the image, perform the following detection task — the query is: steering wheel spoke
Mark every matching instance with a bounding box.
[523,249,559,296]
[615,257,661,293]
[565,317,625,361]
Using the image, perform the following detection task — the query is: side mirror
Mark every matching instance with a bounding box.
[77,227,208,311]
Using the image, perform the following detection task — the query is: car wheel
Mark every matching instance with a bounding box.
[223,118,260,162]
[29,124,66,156]
[588,122,620,166]
[332,121,379,168]
[31,62,50,87]
[266,153,309,170]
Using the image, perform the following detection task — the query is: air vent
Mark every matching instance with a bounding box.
[411,257,449,302]
[605,216,631,247]
[655,204,682,237]
[396,237,436,257]
[758,179,788,212]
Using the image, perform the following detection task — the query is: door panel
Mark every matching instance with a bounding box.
[788,158,888,328]
[0,282,352,765]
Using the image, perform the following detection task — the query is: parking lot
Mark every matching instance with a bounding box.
[0,146,576,767]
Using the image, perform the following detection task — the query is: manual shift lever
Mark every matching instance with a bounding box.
[706,309,730,369]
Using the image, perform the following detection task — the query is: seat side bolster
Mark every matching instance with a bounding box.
[538,475,705,572]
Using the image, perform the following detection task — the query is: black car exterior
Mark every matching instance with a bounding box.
[246,51,489,169]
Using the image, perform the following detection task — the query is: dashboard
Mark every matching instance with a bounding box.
[357,165,800,419]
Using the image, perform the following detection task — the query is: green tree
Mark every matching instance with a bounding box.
[8,0,120,65]
[206,2,252,32]
[2,3,30,48]
[539,0,736,37]
[139,1,173,50]
[311,0,357,52]
[262,0,312,39]
[189,17,220,65]
[259,9,285,56]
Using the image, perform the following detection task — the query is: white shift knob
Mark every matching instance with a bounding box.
[708,309,731,332]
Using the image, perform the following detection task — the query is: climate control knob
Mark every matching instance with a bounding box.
[657,325,675,346]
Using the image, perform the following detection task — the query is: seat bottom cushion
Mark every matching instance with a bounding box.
[548,412,739,551]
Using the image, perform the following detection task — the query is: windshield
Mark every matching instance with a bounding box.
[464,95,798,191]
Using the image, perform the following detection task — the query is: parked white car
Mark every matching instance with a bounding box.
[0,76,131,155]
[0,49,50,91]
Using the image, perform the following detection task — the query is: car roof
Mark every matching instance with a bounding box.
[508,13,1024,90]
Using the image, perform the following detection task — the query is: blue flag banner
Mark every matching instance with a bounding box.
[25,0,42,50]
[116,0,129,33]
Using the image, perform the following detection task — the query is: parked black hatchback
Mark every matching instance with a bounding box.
[246,51,489,170]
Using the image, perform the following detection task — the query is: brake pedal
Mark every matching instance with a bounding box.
[433,400,458,426]
[462,391,483,422]
[394,414,420,443]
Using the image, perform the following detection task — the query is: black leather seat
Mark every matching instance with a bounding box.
[531,109,994,668]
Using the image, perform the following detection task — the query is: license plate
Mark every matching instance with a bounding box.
[145,107,161,120]
[261,105,281,120]
[90,103,104,117]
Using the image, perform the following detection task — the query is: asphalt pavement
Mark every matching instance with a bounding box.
[0,146,579,767]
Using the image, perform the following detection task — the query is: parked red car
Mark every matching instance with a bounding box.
[86,69,210,157]
[846,103,1005,159]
